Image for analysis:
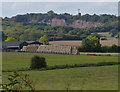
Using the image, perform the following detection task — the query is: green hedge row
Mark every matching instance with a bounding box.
[35,61,119,71]
[3,62,119,72]
[78,45,120,52]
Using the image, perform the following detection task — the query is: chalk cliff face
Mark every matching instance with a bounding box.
[47,18,67,26]
[47,18,103,28]
[69,20,103,28]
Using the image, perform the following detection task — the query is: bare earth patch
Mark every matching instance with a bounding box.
[49,40,82,46]
[49,39,119,46]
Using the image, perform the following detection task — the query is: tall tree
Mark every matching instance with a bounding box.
[1,31,7,41]
[5,37,16,41]
[39,35,49,45]
[82,36,101,52]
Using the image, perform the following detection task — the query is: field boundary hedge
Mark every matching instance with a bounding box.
[3,61,120,72]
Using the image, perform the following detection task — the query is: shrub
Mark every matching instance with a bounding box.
[101,45,120,52]
[5,37,16,41]
[30,56,46,69]
[2,72,35,91]
[86,54,97,56]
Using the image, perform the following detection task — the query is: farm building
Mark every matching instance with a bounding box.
[2,41,42,51]
[21,45,79,55]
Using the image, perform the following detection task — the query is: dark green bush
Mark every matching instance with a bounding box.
[30,56,46,69]
[78,45,120,52]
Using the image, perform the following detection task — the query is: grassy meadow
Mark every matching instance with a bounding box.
[97,32,111,37]
[2,52,118,71]
[2,52,119,90]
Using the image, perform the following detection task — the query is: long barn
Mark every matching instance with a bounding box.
[21,45,79,55]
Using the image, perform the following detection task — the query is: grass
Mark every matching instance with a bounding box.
[3,65,118,90]
[80,52,119,56]
[97,32,111,37]
[2,52,119,90]
[2,52,118,71]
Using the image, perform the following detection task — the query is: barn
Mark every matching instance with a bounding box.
[2,41,42,51]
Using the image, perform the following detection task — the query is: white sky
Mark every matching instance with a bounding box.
[1,1,119,18]
[1,0,120,2]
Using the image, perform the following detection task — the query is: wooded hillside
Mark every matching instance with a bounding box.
[2,11,119,41]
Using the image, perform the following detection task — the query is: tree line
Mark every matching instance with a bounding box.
[79,36,120,52]
[1,11,119,41]
[3,10,118,23]
[2,21,119,41]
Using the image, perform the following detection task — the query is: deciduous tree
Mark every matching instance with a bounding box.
[82,36,101,52]
[5,37,16,41]
[39,35,49,45]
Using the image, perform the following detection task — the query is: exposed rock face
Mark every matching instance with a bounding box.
[69,20,103,28]
[47,18,67,26]
[47,18,103,28]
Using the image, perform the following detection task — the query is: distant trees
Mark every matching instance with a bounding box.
[5,37,16,41]
[14,15,28,22]
[2,12,119,41]
[39,35,49,45]
[47,10,55,15]
[116,32,120,38]
[110,29,118,37]
[91,33,101,39]
[1,31,7,41]
[19,34,29,41]
[2,20,119,41]
[82,36,101,52]
[3,11,118,24]
[100,45,119,52]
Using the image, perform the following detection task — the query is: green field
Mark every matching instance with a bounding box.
[2,52,118,71]
[2,52,119,90]
[97,32,111,37]
[80,52,119,56]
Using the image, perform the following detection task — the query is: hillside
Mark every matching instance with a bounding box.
[2,11,119,41]
[3,11,117,28]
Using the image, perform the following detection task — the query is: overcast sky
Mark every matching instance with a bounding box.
[1,2,118,18]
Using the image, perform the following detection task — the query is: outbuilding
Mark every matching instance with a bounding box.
[2,41,42,51]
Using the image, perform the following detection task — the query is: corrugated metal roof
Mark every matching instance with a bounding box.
[2,41,22,48]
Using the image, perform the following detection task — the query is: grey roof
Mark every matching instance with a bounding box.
[25,41,42,44]
[2,41,42,49]
[25,41,36,44]
[2,41,22,48]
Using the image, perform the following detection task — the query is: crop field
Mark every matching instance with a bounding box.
[49,39,119,46]
[97,32,111,37]
[2,52,119,90]
[49,40,82,46]
[100,39,118,46]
